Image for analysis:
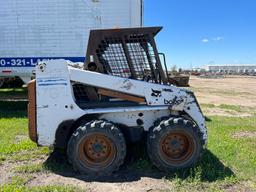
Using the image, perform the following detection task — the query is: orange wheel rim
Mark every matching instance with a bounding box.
[78,134,116,169]
[159,131,195,165]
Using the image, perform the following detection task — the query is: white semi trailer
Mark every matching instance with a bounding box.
[0,0,143,87]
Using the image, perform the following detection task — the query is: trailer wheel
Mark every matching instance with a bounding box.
[67,120,126,176]
[147,117,203,171]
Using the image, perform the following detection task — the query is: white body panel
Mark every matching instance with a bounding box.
[35,60,207,146]
[0,0,143,82]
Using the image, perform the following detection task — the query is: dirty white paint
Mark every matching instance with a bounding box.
[35,60,207,146]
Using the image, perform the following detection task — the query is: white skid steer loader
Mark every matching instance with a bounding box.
[28,27,207,176]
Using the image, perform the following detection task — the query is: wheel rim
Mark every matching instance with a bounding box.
[159,131,195,165]
[78,134,116,169]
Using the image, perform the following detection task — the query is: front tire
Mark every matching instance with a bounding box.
[67,120,126,176]
[147,117,203,171]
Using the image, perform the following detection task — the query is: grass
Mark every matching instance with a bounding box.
[129,114,256,191]
[0,101,37,157]
[201,103,251,112]
[0,100,27,111]
[0,100,256,191]
[13,160,72,174]
[207,116,256,178]
[13,163,46,174]
[201,103,256,117]
[0,101,82,191]
[219,104,244,112]
[201,103,216,108]
[9,148,49,162]
[169,114,256,190]
[0,88,27,99]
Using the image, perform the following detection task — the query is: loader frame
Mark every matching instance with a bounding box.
[29,59,207,147]
[85,27,168,84]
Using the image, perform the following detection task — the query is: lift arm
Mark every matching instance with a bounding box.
[69,67,187,110]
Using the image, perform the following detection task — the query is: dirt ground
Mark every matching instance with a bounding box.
[0,155,172,192]
[190,76,256,107]
[190,76,256,117]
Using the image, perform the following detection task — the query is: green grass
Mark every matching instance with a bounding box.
[0,88,27,99]
[13,160,72,174]
[201,103,216,108]
[13,163,46,174]
[201,103,251,112]
[201,103,256,116]
[0,101,49,163]
[0,102,36,157]
[0,100,27,112]
[0,101,256,191]
[126,115,256,191]
[0,102,80,191]
[207,116,256,179]
[167,115,256,191]
[218,104,244,112]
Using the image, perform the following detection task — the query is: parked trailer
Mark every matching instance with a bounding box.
[0,0,143,87]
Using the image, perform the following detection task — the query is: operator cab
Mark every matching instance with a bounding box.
[73,27,170,108]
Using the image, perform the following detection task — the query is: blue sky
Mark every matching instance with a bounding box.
[144,0,256,69]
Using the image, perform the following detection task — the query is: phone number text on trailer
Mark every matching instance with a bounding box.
[0,57,85,67]
[0,58,38,67]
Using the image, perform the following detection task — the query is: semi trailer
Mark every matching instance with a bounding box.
[0,0,143,87]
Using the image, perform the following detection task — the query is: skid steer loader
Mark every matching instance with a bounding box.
[28,27,207,176]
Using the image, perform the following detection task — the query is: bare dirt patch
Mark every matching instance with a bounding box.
[0,162,13,184]
[0,156,47,185]
[190,76,256,107]
[13,135,28,143]
[223,181,255,192]
[232,131,256,139]
[0,152,172,192]
[28,172,172,192]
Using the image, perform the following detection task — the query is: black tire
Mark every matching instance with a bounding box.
[147,117,203,171]
[67,120,126,176]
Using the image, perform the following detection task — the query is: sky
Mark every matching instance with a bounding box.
[144,0,256,69]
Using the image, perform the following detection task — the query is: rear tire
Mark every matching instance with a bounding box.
[147,117,203,171]
[67,120,126,176]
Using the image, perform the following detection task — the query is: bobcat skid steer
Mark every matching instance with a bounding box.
[28,27,207,176]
